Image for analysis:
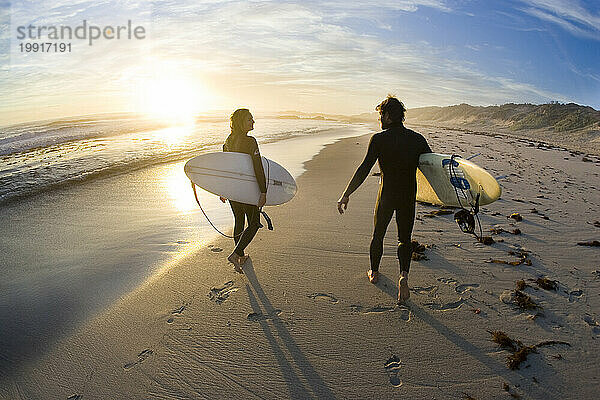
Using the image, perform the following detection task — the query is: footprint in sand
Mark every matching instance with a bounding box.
[364,305,396,314]
[455,283,480,294]
[568,289,583,302]
[437,277,458,285]
[411,285,438,296]
[398,307,411,321]
[209,281,239,305]
[424,298,466,311]
[384,355,403,387]
[123,349,153,370]
[210,247,223,252]
[172,304,186,314]
[308,293,338,304]
[349,304,410,321]
[167,303,188,324]
[583,315,600,335]
[247,310,282,322]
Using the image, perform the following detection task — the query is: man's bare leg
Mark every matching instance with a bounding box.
[398,270,410,303]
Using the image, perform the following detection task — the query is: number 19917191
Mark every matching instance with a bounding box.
[19,42,71,52]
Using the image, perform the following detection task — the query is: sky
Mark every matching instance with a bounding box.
[0,0,598,125]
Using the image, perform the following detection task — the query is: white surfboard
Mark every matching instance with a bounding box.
[417,153,501,207]
[184,152,297,206]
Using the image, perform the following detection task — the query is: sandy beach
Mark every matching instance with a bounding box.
[2,126,599,399]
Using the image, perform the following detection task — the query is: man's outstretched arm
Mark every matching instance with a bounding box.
[338,136,378,214]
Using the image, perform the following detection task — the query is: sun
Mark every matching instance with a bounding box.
[137,73,209,124]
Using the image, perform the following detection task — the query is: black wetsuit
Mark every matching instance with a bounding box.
[343,124,431,273]
[223,134,267,257]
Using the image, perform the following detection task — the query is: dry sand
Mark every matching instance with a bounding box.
[407,121,600,157]
[2,127,599,399]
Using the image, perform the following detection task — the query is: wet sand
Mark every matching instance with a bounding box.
[2,127,599,399]
[0,125,368,380]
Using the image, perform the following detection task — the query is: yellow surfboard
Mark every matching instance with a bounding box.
[417,153,501,207]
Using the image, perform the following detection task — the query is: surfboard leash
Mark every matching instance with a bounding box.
[261,160,273,230]
[190,183,274,239]
[191,182,240,239]
[448,154,483,240]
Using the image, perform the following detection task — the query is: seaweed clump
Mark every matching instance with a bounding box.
[509,213,523,221]
[490,330,520,351]
[490,227,521,235]
[514,290,539,310]
[499,283,540,311]
[577,240,600,247]
[535,277,558,291]
[479,236,495,245]
[489,331,570,370]
[411,240,429,261]
[489,330,531,370]
[507,346,538,370]
[515,280,529,291]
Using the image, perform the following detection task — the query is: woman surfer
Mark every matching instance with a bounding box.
[221,109,267,273]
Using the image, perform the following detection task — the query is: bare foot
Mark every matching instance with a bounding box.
[367,269,379,284]
[227,253,244,274]
[398,277,410,303]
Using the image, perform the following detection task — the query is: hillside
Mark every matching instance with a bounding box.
[271,103,600,155]
[406,103,599,132]
[404,103,600,155]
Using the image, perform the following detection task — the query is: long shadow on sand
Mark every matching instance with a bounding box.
[376,274,563,399]
[244,262,335,400]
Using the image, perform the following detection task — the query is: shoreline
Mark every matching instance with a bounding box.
[0,119,370,207]
[2,125,599,399]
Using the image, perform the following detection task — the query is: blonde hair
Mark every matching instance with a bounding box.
[230,108,251,136]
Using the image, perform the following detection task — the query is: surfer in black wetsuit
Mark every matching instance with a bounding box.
[221,108,267,273]
[337,96,431,303]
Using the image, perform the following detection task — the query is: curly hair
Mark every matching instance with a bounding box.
[376,95,406,124]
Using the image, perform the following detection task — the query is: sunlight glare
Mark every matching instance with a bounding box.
[163,162,199,214]
[137,70,210,125]
[151,124,195,146]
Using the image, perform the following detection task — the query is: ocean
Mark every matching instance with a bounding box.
[0,114,358,205]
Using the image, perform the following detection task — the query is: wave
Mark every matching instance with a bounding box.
[0,114,170,156]
[0,145,217,206]
[0,117,354,205]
